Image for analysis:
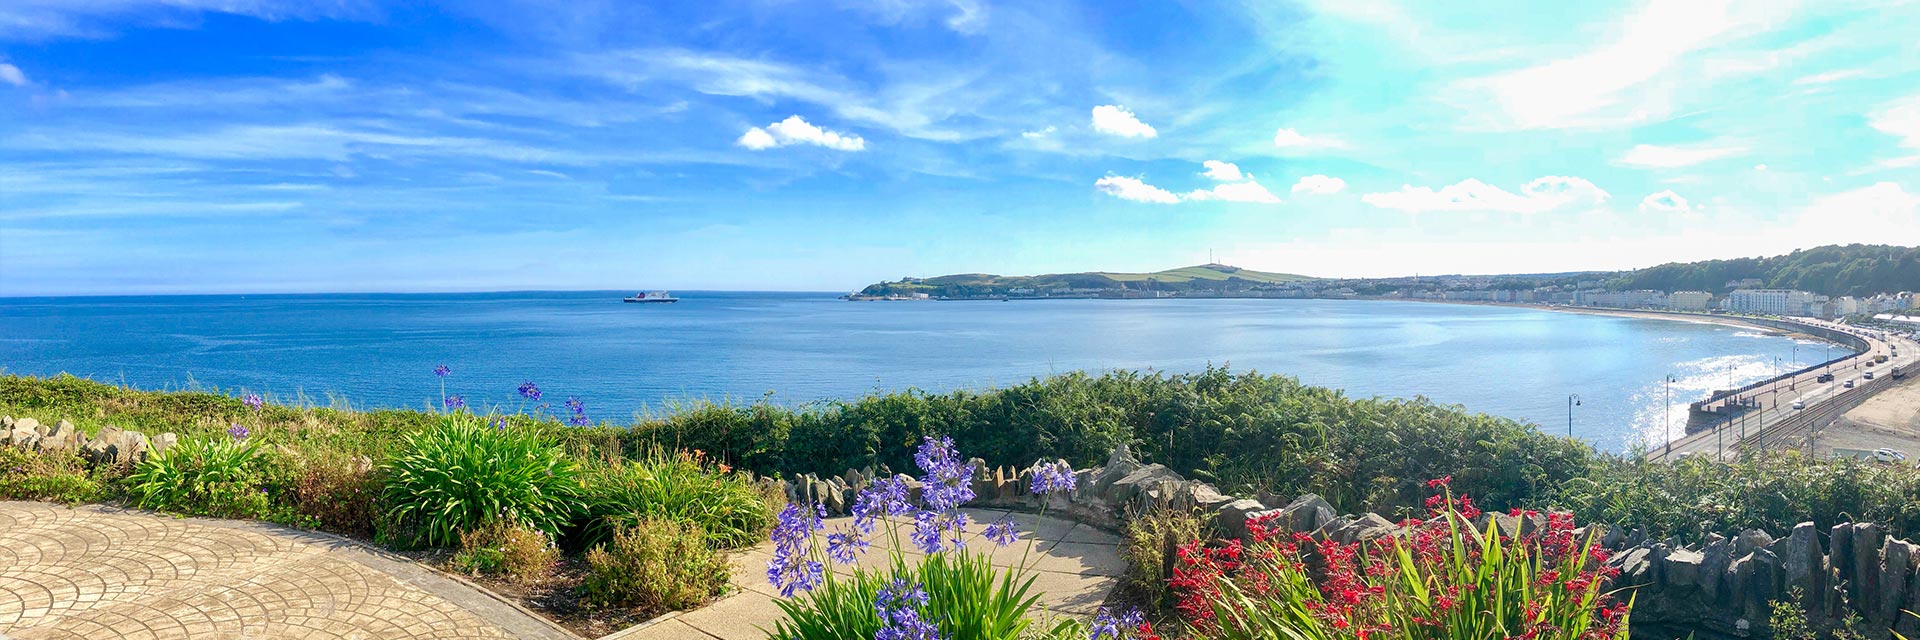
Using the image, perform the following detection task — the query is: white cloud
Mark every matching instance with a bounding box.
[1361,176,1610,214]
[1199,160,1243,182]
[1458,0,1787,129]
[1271,128,1347,151]
[1638,190,1695,213]
[0,62,26,87]
[1616,142,1746,168]
[737,115,866,151]
[1793,69,1867,86]
[1291,175,1347,195]
[1090,105,1156,138]
[1020,126,1055,139]
[1871,94,1920,151]
[1187,178,1281,204]
[1785,182,1920,246]
[1094,175,1179,204]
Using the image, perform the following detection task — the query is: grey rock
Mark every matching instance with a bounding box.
[1601,524,1625,549]
[1855,523,1886,616]
[1619,547,1653,583]
[150,432,178,456]
[1104,463,1182,505]
[1784,522,1826,618]
[115,430,150,464]
[1181,482,1235,512]
[1701,539,1733,603]
[1900,563,1920,639]
[1087,443,1143,500]
[1735,529,1775,557]
[1665,548,1705,587]
[16,417,40,436]
[1276,494,1336,534]
[7,426,38,450]
[1213,499,1268,542]
[83,424,124,464]
[1349,513,1400,543]
[1876,539,1915,627]
[1746,549,1782,618]
[1833,523,1857,603]
[1316,515,1355,543]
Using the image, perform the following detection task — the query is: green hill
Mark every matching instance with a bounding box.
[860,264,1316,298]
[1612,244,1920,296]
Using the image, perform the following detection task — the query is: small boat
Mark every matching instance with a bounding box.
[623,291,679,303]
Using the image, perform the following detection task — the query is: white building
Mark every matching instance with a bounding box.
[1727,289,1827,316]
[1669,291,1713,311]
[1577,289,1667,309]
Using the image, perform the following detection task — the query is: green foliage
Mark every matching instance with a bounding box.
[125,436,286,519]
[860,263,1314,297]
[767,553,1072,640]
[286,450,380,538]
[580,450,781,551]
[1613,244,1920,297]
[1123,508,1208,611]
[1550,450,1920,540]
[452,520,560,584]
[578,518,729,611]
[0,447,105,503]
[378,415,583,548]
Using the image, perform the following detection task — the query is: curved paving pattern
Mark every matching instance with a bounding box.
[0,501,573,640]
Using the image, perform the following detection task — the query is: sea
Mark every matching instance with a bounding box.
[0,291,1832,453]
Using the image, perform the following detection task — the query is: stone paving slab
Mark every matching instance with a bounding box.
[610,508,1122,640]
[0,501,574,640]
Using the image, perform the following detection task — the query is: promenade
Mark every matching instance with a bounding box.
[1647,317,1919,461]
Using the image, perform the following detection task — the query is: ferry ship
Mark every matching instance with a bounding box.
[622,291,679,303]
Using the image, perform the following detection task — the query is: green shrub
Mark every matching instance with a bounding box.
[125,435,281,518]
[578,518,729,611]
[1122,507,1208,611]
[1551,450,1920,540]
[767,552,1071,640]
[378,415,582,548]
[581,450,781,551]
[451,520,560,584]
[287,450,380,538]
[0,447,104,503]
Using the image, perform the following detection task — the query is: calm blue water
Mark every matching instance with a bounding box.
[0,292,1825,452]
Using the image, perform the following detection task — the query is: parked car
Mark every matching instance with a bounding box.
[1791,400,1805,410]
[1845,379,1856,388]
[1876,448,1909,463]
[1865,371,1875,380]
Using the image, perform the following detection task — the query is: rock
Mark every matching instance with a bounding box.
[1665,548,1705,587]
[1750,548,1783,617]
[1086,444,1144,501]
[1619,547,1653,583]
[116,430,150,464]
[1180,482,1235,512]
[1901,565,1920,639]
[1601,524,1625,549]
[1,415,12,429]
[1735,529,1775,557]
[1701,539,1733,603]
[1855,523,1886,616]
[1875,539,1915,627]
[811,479,835,511]
[83,425,124,465]
[1348,513,1400,543]
[1784,522,1826,618]
[1649,543,1671,585]
[1214,499,1268,542]
[1103,463,1182,505]
[16,417,40,436]
[1276,494,1336,534]
[824,477,849,515]
[1475,511,1522,538]
[1316,515,1355,543]
[150,432,178,456]
[35,419,81,453]
[1833,523,1857,606]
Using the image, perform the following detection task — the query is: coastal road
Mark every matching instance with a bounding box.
[1647,318,1918,462]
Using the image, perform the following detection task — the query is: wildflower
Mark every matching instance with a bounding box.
[516,381,541,402]
[242,393,264,411]
[1091,608,1146,640]
[911,511,947,554]
[914,436,976,512]
[1427,475,1452,488]
[984,517,1020,547]
[1030,460,1078,495]
[493,417,507,431]
[825,531,867,564]
[766,503,826,596]
[226,423,250,440]
[433,365,450,377]
[874,579,939,640]
[563,396,583,413]
[444,395,465,410]
[567,412,590,427]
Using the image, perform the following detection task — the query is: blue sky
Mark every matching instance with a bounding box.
[2,0,1918,295]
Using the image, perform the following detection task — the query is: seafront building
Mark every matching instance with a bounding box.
[1669,291,1713,311]
[1727,289,1828,316]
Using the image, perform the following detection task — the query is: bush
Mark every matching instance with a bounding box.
[578,518,729,611]
[1123,508,1208,611]
[379,415,583,549]
[287,451,380,538]
[452,520,560,584]
[0,447,104,503]
[1552,450,1920,541]
[580,449,781,551]
[1172,479,1629,640]
[125,435,282,519]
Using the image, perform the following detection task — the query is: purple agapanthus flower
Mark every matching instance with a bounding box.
[874,580,939,640]
[984,517,1020,547]
[766,503,827,596]
[851,477,913,535]
[1090,608,1147,640]
[1030,460,1078,495]
[242,393,264,411]
[433,364,451,377]
[567,412,590,427]
[825,531,866,565]
[226,423,250,440]
[563,396,583,413]
[914,436,976,512]
[517,381,541,402]
[493,417,507,431]
[443,395,465,410]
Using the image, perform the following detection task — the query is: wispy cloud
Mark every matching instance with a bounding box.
[1615,142,1747,169]
[1362,177,1610,214]
[1094,175,1179,204]
[1291,175,1346,195]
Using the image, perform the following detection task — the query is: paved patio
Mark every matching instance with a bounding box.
[610,507,1124,640]
[0,501,573,640]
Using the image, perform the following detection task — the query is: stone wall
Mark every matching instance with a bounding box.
[2,415,178,464]
[775,442,1920,639]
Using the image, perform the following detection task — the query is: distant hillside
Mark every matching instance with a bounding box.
[1612,244,1920,297]
[859,264,1315,298]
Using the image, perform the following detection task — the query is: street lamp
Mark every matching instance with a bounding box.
[1664,375,1677,455]
[1568,394,1581,439]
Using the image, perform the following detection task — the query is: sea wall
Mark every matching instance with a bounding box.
[778,443,1920,640]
